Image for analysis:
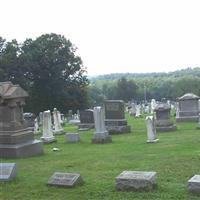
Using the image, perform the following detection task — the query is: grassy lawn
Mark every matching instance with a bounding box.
[1,114,200,200]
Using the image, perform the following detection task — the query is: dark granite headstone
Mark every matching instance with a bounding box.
[78,109,94,130]
[0,82,43,158]
[0,163,17,181]
[47,172,83,187]
[154,103,176,132]
[104,100,131,134]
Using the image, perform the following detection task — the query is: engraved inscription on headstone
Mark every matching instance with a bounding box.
[0,163,17,181]
[47,172,83,187]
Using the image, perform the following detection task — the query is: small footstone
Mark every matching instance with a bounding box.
[0,163,17,181]
[188,175,200,194]
[116,171,157,191]
[47,172,83,187]
[65,133,80,143]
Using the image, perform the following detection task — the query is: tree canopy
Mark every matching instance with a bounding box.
[0,34,89,113]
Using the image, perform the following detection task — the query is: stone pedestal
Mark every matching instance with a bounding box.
[116,171,157,191]
[104,100,131,134]
[188,175,200,194]
[176,93,200,122]
[92,106,112,144]
[65,133,80,143]
[154,103,176,132]
[0,82,43,158]
[41,110,56,143]
[146,116,159,143]
[53,108,64,135]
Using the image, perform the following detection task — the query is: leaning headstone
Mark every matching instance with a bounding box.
[65,133,80,143]
[188,175,200,194]
[116,171,157,191]
[78,109,94,130]
[0,82,43,158]
[146,116,159,143]
[0,163,17,181]
[92,106,112,144]
[176,93,200,122]
[53,108,64,135]
[47,172,83,187]
[41,110,56,143]
[154,103,176,132]
[104,100,131,134]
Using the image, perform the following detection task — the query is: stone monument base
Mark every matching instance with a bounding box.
[41,136,56,144]
[176,116,199,122]
[188,175,200,194]
[78,123,94,130]
[147,139,159,143]
[0,140,43,158]
[92,134,112,144]
[105,119,131,134]
[156,125,177,132]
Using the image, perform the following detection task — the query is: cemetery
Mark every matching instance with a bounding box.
[1,95,200,200]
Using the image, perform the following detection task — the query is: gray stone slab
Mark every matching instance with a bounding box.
[47,172,83,187]
[188,175,200,194]
[116,171,157,191]
[65,133,80,143]
[0,163,17,181]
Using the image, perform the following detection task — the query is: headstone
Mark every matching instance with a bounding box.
[0,82,43,158]
[39,112,43,126]
[78,109,94,130]
[23,112,35,129]
[146,116,159,143]
[68,110,73,121]
[41,110,56,143]
[188,175,200,194]
[57,111,64,125]
[176,93,200,122]
[65,133,80,143]
[129,103,136,116]
[53,108,64,135]
[116,171,157,191]
[104,100,131,134]
[135,105,142,117]
[0,163,17,181]
[47,172,83,187]
[92,106,112,144]
[34,118,40,134]
[154,103,176,132]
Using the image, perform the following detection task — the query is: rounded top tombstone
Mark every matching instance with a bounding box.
[177,93,200,101]
[154,103,171,111]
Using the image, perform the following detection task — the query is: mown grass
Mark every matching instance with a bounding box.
[1,114,200,200]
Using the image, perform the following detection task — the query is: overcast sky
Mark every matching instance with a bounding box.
[1,0,200,75]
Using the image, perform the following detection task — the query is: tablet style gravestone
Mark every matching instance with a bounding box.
[176,93,200,122]
[78,109,94,130]
[0,82,43,158]
[47,172,83,187]
[0,163,17,181]
[92,106,112,144]
[105,100,131,134]
[188,175,200,194]
[116,171,157,191]
[65,133,80,143]
[53,108,64,135]
[146,116,159,143]
[154,103,176,132]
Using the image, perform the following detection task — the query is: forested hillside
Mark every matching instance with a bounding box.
[88,68,200,105]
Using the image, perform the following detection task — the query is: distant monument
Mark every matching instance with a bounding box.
[176,93,200,122]
[78,109,94,130]
[0,82,43,158]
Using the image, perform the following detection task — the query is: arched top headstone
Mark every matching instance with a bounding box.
[177,93,200,101]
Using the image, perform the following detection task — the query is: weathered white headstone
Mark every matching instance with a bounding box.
[151,99,156,114]
[130,103,136,116]
[135,105,141,117]
[0,163,17,181]
[146,116,159,143]
[92,106,112,143]
[188,175,200,194]
[34,118,39,134]
[47,172,83,187]
[116,171,157,191]
[53,108,64,135]
[41,110,56,143]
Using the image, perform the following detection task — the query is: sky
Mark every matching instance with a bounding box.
[1,0,200,75]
